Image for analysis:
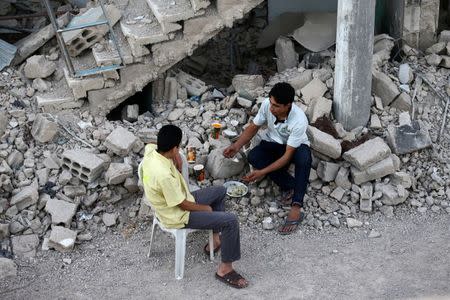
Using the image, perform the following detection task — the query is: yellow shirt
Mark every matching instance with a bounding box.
[141,144,195,229]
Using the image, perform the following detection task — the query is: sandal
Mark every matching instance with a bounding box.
[278,212,305,235]
[215,270,248,289]
[203,243,220,256]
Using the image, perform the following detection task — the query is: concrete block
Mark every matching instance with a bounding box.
[120,17,180,45]
[287,70,313,91]
[146,0,195,24]
[176,70,208,96]
[24,55,56,79]
[440,56,450,68]
[102,213,117,227]
[370,114,382,129]
[62,149,105,183]
[372,70,400,106]
[64,68,104,99]
[301,78,327,103]
[36,95,83,113]
[11,234,39,257]
[0,223,9,240]
[275,36,298,72]
[124,177,139,193]
[425,42,446,54]
[10,184,39,211]
[316,161,340,182]
[387,121,432,155]
[0,258,17,280]
[104,163,133,185]
[351,155,398,185]
[104,127,138,156]
[48,226,77,253]
[164,77,179,101]
[31,113,58,143]
[390,92,412,111]
[342,137,391,170]
[335,167,351,190]
[378,184,409,206]
[121,105,139,122]
[45,199,77,226]
[232,74,264,100]
[307,126,341,159]
[190,0,210,11]
[438,30,450,43]
[63,185,87,198]
[425,53,442,66]
[330,186,346,201]
[307,97,332,123]
[62,5,121,57]
[398,63,413,84]
[237,96,253,108]
[360,199,372,212]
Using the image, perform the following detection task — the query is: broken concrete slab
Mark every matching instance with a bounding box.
[307,97,332,123]
[301,78,327,103]
[291,12,337,52]
[62,5,122,57]
[316,161,340,182]
[390,92,412,111]
[307,126,341,159]
[48,226,77,253]
[45,199,77,226]
[146,0,196,25]
[342,137,391,170]
[31,113,58,143]
[378,184,409,206]
[62,149,105,183]
[36,95,84,113]
[398,63,413,84]
[64,68,104,100]
[104,127,138,157]
[175,70,208,97]
[102,213,117,227]
[275,36,298,72]
[425,53,442,66]
[370,114,382,129]
[386,121,432,155]
[11,234,39,257]
[287,70,313,91]
[425,42,446,54]
[24,55,56,79]
[351,154,400,185]
[232,74,264,100]
[104,163,133,185]
[372,70,400,107]
[360,198,372,213]
[10,184,39,211]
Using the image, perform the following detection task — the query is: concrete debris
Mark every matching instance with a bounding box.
[104,127,138,157]
[48,226,77,253]
[62,149,105,183]
[104,163,133,185]
[31,113,58,143]
[0,258,17,280]
[45,199,77,226]
[307,126,341,159]
[301,78,327,103]
[342,137,391,171]
[275,36,298,72]
[372,70,400,107]
[346,218,363,228]
[24,55,56,79]
[232,74,264,100]
[387,120,432,155]
[206,148,245,179]
[11,234,39,257]
[102,213,118,227]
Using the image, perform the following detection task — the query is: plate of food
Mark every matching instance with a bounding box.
[223,181,248,198]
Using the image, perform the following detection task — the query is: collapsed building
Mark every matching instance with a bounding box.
[0,0,449,278]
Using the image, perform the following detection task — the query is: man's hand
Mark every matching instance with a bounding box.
[242,169,265,182]
[223,144,239,158]
[173,151,183,172]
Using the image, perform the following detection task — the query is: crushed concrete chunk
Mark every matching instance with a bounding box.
[104,127,138,157]
[342,137,391,170]
[104,163,133,185]
[307,126,341,159]
[0,258,17,280]
[31,113,58,143]
[45,199,77,226]
[387,121,432,155]
[48,226,77,253]
[24,55,56,79]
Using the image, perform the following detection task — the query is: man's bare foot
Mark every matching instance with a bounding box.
[278,205,303,234]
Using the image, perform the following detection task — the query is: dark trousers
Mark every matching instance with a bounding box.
[247,140,312,207]
[185,186,240,263]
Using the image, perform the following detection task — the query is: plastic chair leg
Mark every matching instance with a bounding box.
[208,230,214,261]
[174,230,187,280]
[147,218,157,258]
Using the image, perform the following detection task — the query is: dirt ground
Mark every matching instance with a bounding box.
[1,211,449,300]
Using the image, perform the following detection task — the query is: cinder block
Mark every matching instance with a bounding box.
[62,149,105,183]
[342,137,391,170]
[62,5,121,57]
[104,127,137,156]
[31,113,58,143]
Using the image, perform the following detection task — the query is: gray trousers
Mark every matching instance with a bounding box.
[185,186,241,263]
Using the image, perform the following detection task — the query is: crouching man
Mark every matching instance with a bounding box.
[142,124,248,288]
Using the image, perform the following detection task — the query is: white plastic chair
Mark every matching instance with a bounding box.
[138,153,214,280]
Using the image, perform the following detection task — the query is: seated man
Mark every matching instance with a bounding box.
[223,82,312,235]
[142,124,248,288]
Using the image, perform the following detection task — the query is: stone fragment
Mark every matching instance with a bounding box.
[10,184,39,211]
[124,177,139,193]
[307,97,332,123]
[11,234,39,257]
[146,0,195,25]
[368,230,381,238]
[287,70,312,91]
[372,70,400,106]
[275,36,298,72]
[24,55,56,79]
[168,108,185,121]
[237,96,254,108]
[378,184,409,206]
[0,258,17,280]
[370,114,382,129]
[45,199,77,226]
[360,199,372,212]
[335,167,351,190]
[330,187,345,201]
[346,218,363,228]
[425,42,446,54]
[351,155,399,185]
[398,63,413,84]
[317,161,340,182]
[317,198,339,213]
[0,223,9,239]
[104,163,133,185]
[31,113,58,143]
[307,126,341,159]
[48,226,77,253]
[390,172,413,189]
[7,150,24,169]
[103,213,117,227]
[386,121,432,155]
[104,127,137,157]
[390,93,412,111]
[440,56,450,68]
[32,78,50,92]
[206,148,245,179]
[62,149,105,182]
[438,31,450,43]
[425,54,442,66]
[342,137,391,170]
[176,70,208,96]
[300,78,327,103]
[262,217,274,230]
[0,111,8,137]
[121,105,139,122]
[232,74,264,100]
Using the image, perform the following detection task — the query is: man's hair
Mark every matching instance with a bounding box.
[157,124,182,152]
[269,82,295,105]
